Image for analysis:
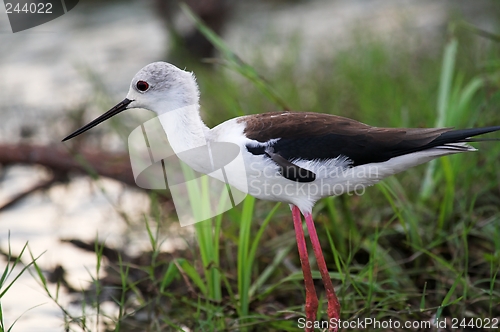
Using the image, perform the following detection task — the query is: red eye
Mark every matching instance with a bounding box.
[136,80,149,92]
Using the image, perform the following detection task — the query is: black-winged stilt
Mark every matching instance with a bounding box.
[63,62,500,331]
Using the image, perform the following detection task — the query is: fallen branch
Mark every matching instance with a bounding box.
[0,175,61,212]
[0,144,135,186]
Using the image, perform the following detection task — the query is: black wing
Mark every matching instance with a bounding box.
[242,112,500,180]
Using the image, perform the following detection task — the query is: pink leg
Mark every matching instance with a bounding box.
[304,212,340,331]
[292,205,318,331]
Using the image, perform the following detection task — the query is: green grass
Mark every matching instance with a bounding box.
[0,235,44,332]
[4,8,500,332]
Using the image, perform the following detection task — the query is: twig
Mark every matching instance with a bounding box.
[0,144,135,186]
[0,175,61,212]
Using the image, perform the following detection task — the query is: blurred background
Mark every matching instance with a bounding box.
[1,0,500,331]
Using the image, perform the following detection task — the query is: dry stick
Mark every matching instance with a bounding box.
[0,175,59,212]
[173,259,198,299]
[0,144,136,186]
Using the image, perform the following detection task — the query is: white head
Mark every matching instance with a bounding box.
[126,62,199,114]
[62,62,200,141]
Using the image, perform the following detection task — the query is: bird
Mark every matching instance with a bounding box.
[62,62,500,332]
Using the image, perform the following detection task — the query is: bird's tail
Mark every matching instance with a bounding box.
[439,126,500,142]
[433,126,500,151]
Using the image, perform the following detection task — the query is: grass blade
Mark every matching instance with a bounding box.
[180,3,290,110]
[420,37,458,199]
[176,258,207,296]
[237,196,255,319]
[435,273,463,321]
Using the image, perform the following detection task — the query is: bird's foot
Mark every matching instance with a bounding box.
[326,296,340,332]
[304,296,318,332]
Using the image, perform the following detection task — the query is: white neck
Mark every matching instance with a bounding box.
[158,104,209,151]
[157,104,214,174]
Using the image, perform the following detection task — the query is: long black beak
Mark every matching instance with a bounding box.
[62,98,133,142]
